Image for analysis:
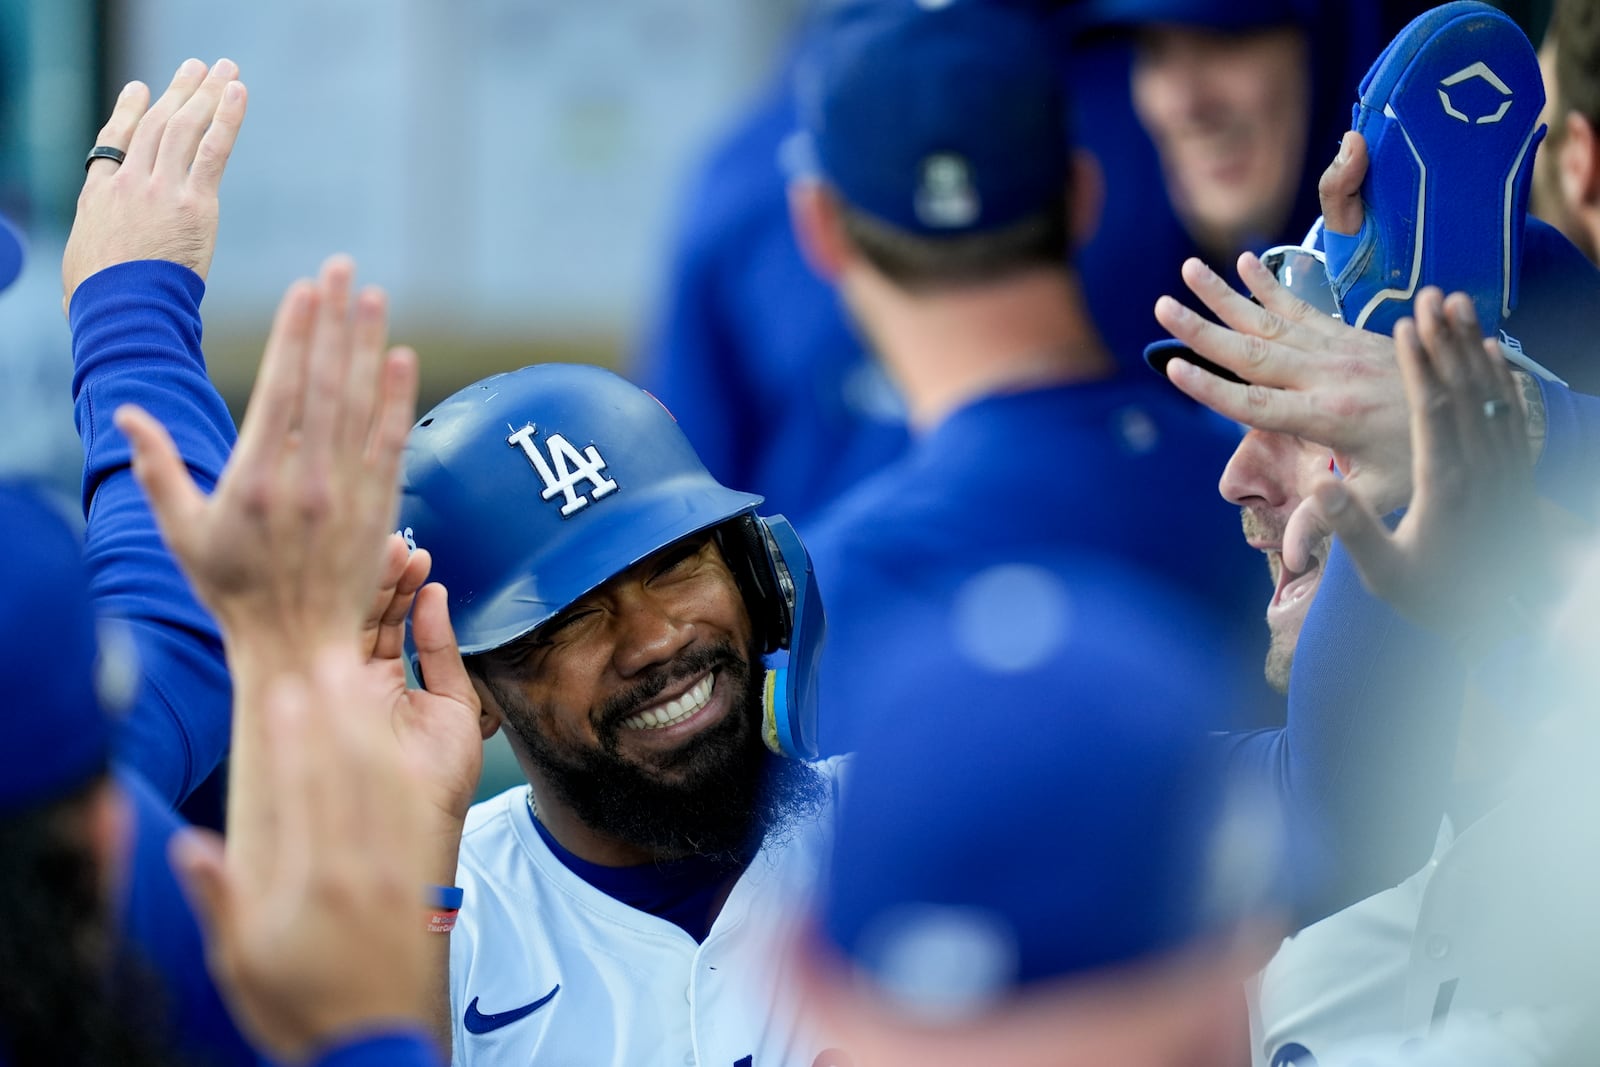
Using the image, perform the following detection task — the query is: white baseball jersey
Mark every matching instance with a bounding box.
[1255,710,1600,1066]
[448,759,848,1067]
[1305,1008,1580,1067]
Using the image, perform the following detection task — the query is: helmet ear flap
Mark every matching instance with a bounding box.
[715,516,791,654]
[715,514,823,761]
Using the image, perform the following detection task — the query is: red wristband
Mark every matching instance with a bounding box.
[426,886,463,933]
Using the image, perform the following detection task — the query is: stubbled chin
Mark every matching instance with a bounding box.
[1264,564,1324,693]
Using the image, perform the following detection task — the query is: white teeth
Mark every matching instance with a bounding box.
[621,674,714,731]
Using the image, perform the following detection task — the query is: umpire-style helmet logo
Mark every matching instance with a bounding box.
[506,422,619,517]
[914,153,979,229]
[1438,61,1513,125]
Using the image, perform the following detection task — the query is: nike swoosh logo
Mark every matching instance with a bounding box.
[463,985,561,1035]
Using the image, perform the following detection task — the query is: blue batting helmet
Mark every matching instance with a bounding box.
[398,363,823,760]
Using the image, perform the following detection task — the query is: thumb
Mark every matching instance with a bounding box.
[1282,493,1334,576]
[412,582,479,712]
[1304,479,1402,601]
[168,828,235,952]
[1317,131,1368,236]
[115,405,208,551]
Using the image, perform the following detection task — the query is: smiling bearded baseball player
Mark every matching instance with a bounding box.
[397,363,846,1067]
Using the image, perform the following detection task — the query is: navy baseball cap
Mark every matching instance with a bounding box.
[0,482,137,811]
[1075,0,1314,35]
[790,0,1070,236]
[816,553,1288,1013]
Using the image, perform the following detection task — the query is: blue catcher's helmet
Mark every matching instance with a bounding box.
[399,364,823,761]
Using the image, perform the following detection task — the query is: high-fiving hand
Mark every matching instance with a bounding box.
[63,58,246,314]
[1290,288,1541,646]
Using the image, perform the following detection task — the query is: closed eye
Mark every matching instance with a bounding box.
[537,607,597,642]
[650,538,708,580]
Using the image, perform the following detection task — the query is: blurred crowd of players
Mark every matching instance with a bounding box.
[5,0,1600,1065]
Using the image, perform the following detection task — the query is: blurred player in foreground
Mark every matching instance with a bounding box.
[0,483,445,1067]
[0,486,176,1067]
[1534,0,1600,265]
[794,549,1288,1067]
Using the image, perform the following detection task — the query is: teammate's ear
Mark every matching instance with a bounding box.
[1067,149,1105,252]
[1557,111,1600,211]
[468,676,507,741]
[788,180,853,281]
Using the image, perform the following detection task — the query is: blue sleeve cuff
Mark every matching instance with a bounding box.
[306,1029,442,1067]
[1533,376,1600,522]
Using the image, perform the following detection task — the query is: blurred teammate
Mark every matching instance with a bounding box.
[0,483,447,1067]
[788,0,1277,754]
[1154,240,1600,1064]
[1082,0,1341,262]
[0,485,177,1067]
[633,15,908,528]
[1534,0,1600,264]
[1068,0,1387,361]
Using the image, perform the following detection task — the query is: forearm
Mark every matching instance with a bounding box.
[72,260,237,803]
[424,829,461,1058]
[425,935,453,1059]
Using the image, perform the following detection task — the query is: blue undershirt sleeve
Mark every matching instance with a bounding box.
[70,260,236,805]
[632,203,756,495]
[116,766,261,1067]
[1533,377,1600,522]
[1218,539,1465,928]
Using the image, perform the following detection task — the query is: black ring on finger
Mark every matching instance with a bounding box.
[84,145,127,171]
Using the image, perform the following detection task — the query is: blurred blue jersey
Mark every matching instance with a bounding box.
[634,76,909,529]
[635,1,1388,533]
[805,372,1278,756]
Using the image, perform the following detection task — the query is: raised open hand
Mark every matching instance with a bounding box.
[1286,288,1540,645]
[1156,252,1413,520]
[64,58,247,313]
[116,257,419,661]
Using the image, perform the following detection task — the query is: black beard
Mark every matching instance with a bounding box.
[491,638,828,864]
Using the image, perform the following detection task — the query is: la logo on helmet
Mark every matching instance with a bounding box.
[507,423,619,517]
